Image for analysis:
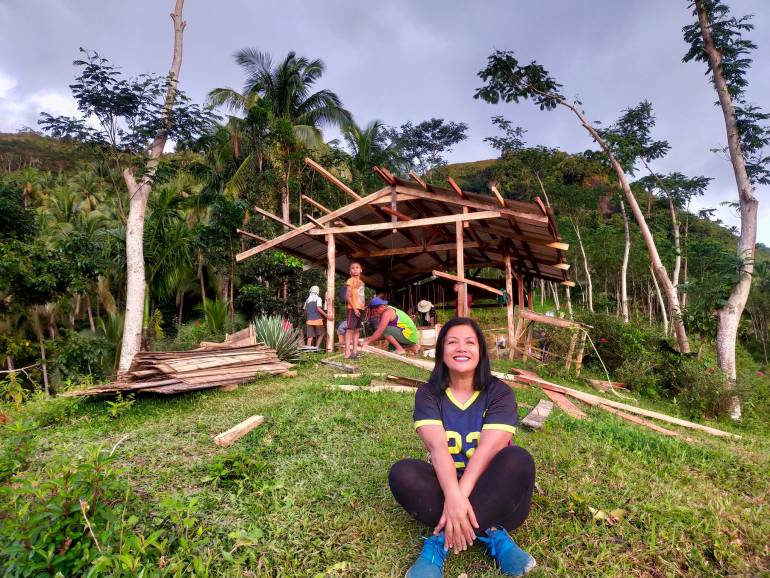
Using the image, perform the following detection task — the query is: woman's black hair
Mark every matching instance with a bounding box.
[428,316,493,394]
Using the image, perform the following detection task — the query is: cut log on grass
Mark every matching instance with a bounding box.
[521,400,554,429]
[541,389,587,419]
[321,359,357,373]
[328,384,416,393]
[214,415,264,447]
[385,374,426,388]
[360,345,435,371]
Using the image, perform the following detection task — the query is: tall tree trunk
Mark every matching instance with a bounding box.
[118,0,187,373]
[565,285,574,320]
[682,208,690,309]
[178,292,184,328]
[85,294,96,333]
[38,337,49,396]
[650,265,668,336]
[641,158,682,292]
[696,0,759,419]
[549,282,561,311]
[619,197,631,323]
[570,216,593,312]
[198,251,206,304]
[555,98,689,352]
[282,155,292,224]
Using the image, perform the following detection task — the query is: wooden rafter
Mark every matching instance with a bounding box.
[307,210,501,235]
[304,157,361,200]
[432,270,504,296]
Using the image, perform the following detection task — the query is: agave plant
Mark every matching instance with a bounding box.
[252,315,301,363]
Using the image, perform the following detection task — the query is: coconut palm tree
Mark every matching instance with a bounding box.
[342,119,397,193]
[209,50,351,222]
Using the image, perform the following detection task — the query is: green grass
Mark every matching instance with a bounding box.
[2,353,769,577]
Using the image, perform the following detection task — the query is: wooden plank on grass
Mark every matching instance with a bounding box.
[321,359,357,373]
[329,384,416,393]
[542,388,587,419]
[214,415,265,447]
[521,399,554,429]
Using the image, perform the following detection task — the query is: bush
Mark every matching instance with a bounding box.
[0,447,129,576]
[54,330,111,384]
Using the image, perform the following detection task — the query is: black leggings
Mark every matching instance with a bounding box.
[388,445,535,532]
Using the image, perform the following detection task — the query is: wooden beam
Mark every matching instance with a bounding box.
[561,280,576,287]
[305,157,361,200]
[455,220,466,316]
[408,170,429,190]
[301,194,333,214]
[307,210,501,235]
[381,187,549,224]
[236,229,268,242]
[432,270,504,296]
[326,233,336,353]
[214,415,264,447]
[235,186,393,262]
[504,254,516,361]
[489,184,506,208]
[447,176,465,198]
[253,205,295,229]
[521,399,554,429]
[542,389,587,419]
[353,241,484,259]
[380,206,414,221]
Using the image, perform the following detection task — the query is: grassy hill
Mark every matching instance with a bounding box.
[2,354,768,576]
[0,131,96,173]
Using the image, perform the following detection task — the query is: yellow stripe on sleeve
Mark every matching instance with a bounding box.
[414,419,443,430]
[482,424,517,434]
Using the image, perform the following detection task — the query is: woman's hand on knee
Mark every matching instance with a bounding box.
[434,491,479,554]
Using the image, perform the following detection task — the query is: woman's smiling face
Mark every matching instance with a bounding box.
[442,323,480,375]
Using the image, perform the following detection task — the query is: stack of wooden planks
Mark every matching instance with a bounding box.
[64,344,293,397]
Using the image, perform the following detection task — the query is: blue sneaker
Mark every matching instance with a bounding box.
[477,527,536,576]
[405,532,448,578]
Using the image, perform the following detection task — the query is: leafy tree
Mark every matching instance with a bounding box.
[484,116,527,156]
[683,0,770,417]
[38,2,215,372]
[342,119,398,192]
[474,50,691,353]
[386,118,468,176]
[211,50,351,222]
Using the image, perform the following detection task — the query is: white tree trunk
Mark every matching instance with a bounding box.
[118,0,187,373]
[556,99,689,352]
[696,0,759,420]
[571,217,593,312]
[619,197,630,323]
[650,266,668,336]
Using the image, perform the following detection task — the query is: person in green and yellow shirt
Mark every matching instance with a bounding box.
[362,297,420,355]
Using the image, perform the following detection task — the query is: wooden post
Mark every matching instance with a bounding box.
[513,272,525,359]
[575,331,587,376]
[326,233,336,353]
[455,220,466,317]
[504,254,515,361]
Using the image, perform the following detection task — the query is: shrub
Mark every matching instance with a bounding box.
[667,357,731,419]
[253,315,301,362]
[54,329,110,384]
[0,447,129,576]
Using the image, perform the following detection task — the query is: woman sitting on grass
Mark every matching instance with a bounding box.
[389,317,536,577]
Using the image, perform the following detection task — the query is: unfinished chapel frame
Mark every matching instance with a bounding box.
[236,159,579,361]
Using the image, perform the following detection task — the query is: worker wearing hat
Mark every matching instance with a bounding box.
[362,297,420,355]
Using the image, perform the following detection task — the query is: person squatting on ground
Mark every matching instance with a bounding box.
[389,317,536,577]
[345,262,366,359]
[362,297,420,356]
[303,285,327,348]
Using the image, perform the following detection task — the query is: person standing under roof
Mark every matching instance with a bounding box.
[361,297,420,356]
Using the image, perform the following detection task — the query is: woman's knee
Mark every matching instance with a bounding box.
[388,458,425,493]
[495,445,535,481]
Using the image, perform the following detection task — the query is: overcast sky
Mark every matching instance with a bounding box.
[0,0,767,243]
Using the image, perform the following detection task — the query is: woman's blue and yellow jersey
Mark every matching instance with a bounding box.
[413,378,519,471]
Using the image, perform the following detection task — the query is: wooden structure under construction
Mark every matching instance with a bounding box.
[236,159,578,359]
